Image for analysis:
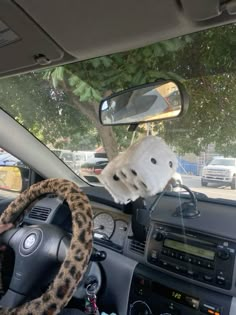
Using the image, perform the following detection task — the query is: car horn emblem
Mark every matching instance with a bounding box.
[23,233,37,249]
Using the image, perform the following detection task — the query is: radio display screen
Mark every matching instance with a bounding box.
[164,239,215,260]
[152,282,200,310]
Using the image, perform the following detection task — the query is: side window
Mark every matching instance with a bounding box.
[0,149,30,198]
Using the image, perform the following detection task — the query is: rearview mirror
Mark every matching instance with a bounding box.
[99,80,188,126]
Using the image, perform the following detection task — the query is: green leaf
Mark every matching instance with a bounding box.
[79,87,92,102]
[68,75,79,87]
[56,67,65,81]
[52,75,58,89]
[142,47,152,58]
[152,44,164,57]
[91,88,102,102]
[91,58,101,68]
[103,73,123,86]
[166,72,184,82]
[185,35,193,44]
[131,70,144,85]
[112,55,124,64]
[126,64,138,74]
[42,71,51,81]
[73,81,88,95]
[101,56,113,67]
[51,67,65,88]
[146,70,162,78]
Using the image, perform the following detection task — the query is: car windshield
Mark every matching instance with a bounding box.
[1,23,236,201]
[210,159,235,166]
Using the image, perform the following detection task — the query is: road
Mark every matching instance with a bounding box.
[182,175,236,200]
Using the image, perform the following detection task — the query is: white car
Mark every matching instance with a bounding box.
[201,158,236,189]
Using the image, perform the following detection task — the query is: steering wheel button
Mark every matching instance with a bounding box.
[20,229,42,256]
[23,233,37,249]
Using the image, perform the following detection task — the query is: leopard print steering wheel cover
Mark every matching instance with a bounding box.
[0,178,93,315]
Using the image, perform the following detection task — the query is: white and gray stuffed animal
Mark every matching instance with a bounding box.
[99,136,177,204]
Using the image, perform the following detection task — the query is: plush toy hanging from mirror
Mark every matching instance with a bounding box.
[99,136,177,204]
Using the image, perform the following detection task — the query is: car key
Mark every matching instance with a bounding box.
[84,283,100,315]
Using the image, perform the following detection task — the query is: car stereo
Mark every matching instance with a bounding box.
[147,224,236,290]
[128,266,232,315]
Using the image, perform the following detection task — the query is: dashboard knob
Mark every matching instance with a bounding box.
[90,248,107,262]
[155,231,164,241]
[217,248,230,260]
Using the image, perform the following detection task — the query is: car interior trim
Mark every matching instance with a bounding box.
[95,244,137,315]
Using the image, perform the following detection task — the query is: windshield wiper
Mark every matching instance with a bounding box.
[191,191,209,200]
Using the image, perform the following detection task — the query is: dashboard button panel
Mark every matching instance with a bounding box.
[129,265,232,315]
[147,224,236,290]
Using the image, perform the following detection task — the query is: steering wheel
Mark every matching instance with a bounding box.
[0,178,93,315]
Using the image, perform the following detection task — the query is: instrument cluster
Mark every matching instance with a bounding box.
[93,208,129,248]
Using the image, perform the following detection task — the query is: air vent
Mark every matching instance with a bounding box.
[129,239,146,256]
[28,206,51,221]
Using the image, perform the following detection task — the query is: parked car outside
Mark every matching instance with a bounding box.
[74,151,95,169]
[201,157,236,189]
[79,153,108,184]
[51,149,78,172]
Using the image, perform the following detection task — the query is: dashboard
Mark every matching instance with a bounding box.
[92,202,129,248]
[9,190,236,315]
[22,196,131,252]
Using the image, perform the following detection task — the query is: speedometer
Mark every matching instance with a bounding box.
[94,213,115,238]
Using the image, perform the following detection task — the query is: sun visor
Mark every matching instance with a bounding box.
[16,0,184,60]
[0,0,70,77]
[16,0,236,62]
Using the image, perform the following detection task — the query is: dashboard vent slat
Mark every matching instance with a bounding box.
[129,239,146,256]
[28,206,51,221]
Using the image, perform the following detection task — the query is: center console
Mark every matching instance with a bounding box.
[127,223,236,314]
[128,265,232,315]
[147,224,236,290]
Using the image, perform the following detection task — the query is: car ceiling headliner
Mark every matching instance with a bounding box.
[0,0,236,77]
[0,0,236,186]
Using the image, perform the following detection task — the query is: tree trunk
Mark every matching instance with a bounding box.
[95,122,119,160]
[62,85,119,160]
